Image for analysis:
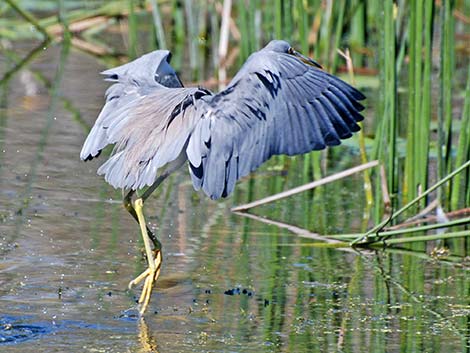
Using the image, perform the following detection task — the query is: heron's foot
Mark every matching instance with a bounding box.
[128,250,162,315]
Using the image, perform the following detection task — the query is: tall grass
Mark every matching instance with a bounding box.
[451,62,470,209]
[2,4,470,353]
[404,1,434,206]
[438,0,455,205]
[127,0,138,59]
[149,0,167,49]
[374,0,397,220]
[3,0,470,228]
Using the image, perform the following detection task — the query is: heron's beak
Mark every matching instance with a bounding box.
[291,49,323,69]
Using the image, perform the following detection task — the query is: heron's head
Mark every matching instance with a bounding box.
[101,50,183,88]
[265,40,323,69]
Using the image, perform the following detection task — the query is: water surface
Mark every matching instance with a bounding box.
[0,41,469,353]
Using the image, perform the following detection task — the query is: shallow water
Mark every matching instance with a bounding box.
[1,41,469,353]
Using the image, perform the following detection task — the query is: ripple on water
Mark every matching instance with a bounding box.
[0,316,52,345]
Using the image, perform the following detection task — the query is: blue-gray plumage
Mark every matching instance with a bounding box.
[82,40,364,199]
[80,40,365,315]
[80,50,182,162]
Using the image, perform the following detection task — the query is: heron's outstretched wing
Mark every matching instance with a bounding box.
[80,50,182,161]
[97,87,212,190]
[187,42,365,200]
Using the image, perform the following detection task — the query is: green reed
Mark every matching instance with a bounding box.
[438,0,455,205]
[349,0,365,68]
[237,0,252,62]
[3,0,470,236]
[451,62,470,209]
[149,0,167,49]
[2,4,469,350]
[403,1,434,206]
[294,0,309,54]
[330,0,346,73]
[127,0,138,59]
[375,0,398,214]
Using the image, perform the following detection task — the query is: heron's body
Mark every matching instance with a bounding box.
[81,40,365,315]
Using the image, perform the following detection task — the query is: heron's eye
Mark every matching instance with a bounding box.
[288,47,295,55]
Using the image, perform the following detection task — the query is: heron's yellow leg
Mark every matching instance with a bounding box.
[128,198,162,315]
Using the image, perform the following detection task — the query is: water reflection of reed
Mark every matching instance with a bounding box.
[2,1,470,351]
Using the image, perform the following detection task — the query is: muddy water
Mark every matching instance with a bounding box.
[1,41,469,352]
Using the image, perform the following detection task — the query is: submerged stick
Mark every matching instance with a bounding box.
[314,214,470,241]
[233,211,347,244]
[352,159,470,245]
[231,160,379,212]
[232,211,353,250]
[71,37,110,56]
[381,230,470,246]
[372,216,470,239]
[388,206,470,230]
[234,210,470,248]
[47,16,109,37]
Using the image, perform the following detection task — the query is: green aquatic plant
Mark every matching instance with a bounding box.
[3,0,470,251]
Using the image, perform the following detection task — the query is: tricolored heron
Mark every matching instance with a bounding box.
[80,40,365,315]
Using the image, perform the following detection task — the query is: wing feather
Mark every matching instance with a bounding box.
[187,45,365,199]
[84,42,365,197]
[97,87,210,189]
[80,50,182,161]
[318,95,352,139]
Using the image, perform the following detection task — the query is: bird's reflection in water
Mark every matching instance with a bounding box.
[138,318,159,353]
